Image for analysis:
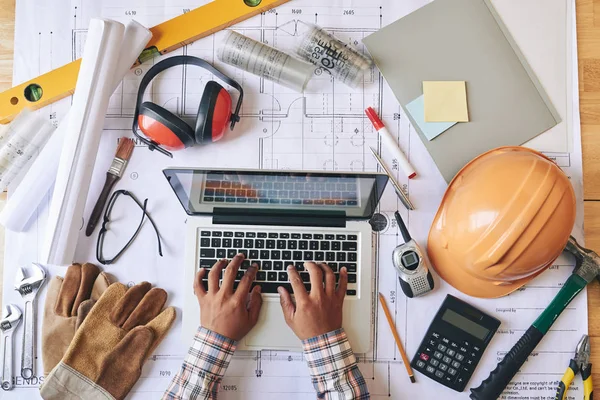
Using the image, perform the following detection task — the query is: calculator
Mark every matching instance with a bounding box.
[410,295,501,392]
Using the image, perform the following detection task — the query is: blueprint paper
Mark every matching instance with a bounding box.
[1,0,585,399]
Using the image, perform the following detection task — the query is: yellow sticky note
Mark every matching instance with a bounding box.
[423,81,469,122]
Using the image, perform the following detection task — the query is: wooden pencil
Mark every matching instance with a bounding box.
[378,292,416,383]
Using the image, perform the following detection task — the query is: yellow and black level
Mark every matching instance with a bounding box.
[0,0,290,124]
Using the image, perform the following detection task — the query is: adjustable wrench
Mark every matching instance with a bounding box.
[14,263,46,380]
[1,305,22,390]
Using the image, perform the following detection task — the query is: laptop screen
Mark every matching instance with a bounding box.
[163,169,389,219]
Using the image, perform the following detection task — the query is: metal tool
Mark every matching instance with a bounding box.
[0,0,290,124]
[470,236,600,399]
[0,305,22,391]
[369,147,415,210]
[14,263,46,380]
[555,334,593,400]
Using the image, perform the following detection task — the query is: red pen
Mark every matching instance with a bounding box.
[366,107,417,179]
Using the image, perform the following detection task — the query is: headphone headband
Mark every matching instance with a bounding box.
[132,56,244,156]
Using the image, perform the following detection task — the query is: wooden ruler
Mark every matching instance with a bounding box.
[0,0,290,124]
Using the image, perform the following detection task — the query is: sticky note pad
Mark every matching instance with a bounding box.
[423,81,469,122]
[406,95,457,141]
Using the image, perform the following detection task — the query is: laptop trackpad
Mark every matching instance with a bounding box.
[243,301,302,350]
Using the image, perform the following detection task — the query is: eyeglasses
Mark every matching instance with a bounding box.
[96,189,163,265]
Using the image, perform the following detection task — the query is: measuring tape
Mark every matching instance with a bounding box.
[0,0,290,124]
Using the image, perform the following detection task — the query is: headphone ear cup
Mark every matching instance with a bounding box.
[195,81,233,145]
[138,102,195,150]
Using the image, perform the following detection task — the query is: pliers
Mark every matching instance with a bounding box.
[555,334,593,400]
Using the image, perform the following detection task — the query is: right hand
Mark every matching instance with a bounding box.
[278,262,348,340]
[193,255,263,341]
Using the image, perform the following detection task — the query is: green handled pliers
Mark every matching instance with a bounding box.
[555,334,593,400]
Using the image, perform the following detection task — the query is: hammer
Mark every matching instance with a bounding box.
[470,236,600,400]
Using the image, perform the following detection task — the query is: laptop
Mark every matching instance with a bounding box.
[164,168,388,352]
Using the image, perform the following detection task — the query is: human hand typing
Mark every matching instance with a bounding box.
[193,254,263,341]
[278,262,348,340]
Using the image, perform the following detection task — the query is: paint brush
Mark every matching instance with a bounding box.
[85,138,135,236]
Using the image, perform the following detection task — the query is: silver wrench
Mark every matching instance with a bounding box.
[1,305,22,391]
[14,263,45,380]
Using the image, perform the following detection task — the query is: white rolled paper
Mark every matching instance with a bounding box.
[0,20,151,233]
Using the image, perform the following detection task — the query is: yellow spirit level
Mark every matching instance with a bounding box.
[0,0,290,124]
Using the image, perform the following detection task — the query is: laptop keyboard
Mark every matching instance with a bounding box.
[198,230,359,296]
[201,173,360,206]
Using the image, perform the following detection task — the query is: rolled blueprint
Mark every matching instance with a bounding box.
[0,20,152,233]
[0,109,53,192]
[0,109,54,191]
[42,19,153,265]
[218,30,314,92]
[294,21,372,88]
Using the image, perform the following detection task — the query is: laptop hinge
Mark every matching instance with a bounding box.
[212,208,347,228]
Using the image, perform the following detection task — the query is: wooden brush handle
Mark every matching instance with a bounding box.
[85,173,120,236]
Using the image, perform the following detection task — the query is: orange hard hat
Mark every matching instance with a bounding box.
[427,146,576,298]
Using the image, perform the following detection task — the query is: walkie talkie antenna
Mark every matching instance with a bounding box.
[394,211,412,243]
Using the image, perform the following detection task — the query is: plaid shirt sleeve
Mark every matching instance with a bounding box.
[163,327,236,400]
[302,328,370,399]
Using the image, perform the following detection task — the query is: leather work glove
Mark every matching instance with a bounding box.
[40,281,176,400]
[42,263,112,375]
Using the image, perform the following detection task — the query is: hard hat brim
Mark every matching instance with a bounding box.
[428,227,552,298]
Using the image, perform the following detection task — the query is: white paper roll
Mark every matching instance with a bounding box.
[0,20,151,233]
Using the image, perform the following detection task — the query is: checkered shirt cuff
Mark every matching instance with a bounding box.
[302,328,370,399]
[163,327,236,400]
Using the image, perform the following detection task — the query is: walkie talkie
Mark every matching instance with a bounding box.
[392,211,434,298]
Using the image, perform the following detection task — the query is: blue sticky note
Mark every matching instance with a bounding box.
[406,95,457,140]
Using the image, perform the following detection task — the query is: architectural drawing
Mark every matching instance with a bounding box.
[1,0,585,398]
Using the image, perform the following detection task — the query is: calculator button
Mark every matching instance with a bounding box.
[429,339,437,347]
[430,359,439,367]
[442,356,452,364]
[442,337,449,344]
[434,351,443,360]
[416,360,426,368]
[450,342,458,349]
[448,368,457,376]
[452,361,461,369]
[435,370,444,379]
[466,359,475,367]
[437,344,447,352]
[446,349,456,357]
[456,354,465,361]
[426,366,436,374]
[420,353,430,362]
[439,363,448,371]
[432,332,441,339]
[473,345,481,352]
[459,346,468,353]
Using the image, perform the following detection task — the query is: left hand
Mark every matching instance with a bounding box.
[193,254,263,341]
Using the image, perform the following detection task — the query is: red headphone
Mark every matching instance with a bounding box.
[132,56,244,157]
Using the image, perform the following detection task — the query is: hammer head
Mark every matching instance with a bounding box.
[564,236,600,283]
